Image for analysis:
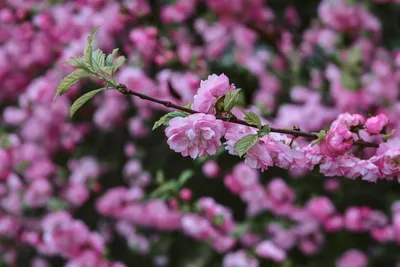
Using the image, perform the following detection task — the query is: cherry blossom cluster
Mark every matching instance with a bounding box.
[165,74,398,183]
[94,162,400,266]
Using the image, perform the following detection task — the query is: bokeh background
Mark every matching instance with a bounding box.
[1,0,400,266]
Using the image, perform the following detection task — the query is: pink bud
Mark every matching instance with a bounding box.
[202,161,220,178]
[180,188,192,201]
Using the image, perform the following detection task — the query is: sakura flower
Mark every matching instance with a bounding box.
[192,74,235,114]
[223,250,259,267]
[256,240,287,263]
[365,114,389,135]
[337,249,368,267]
[165,113,225,159]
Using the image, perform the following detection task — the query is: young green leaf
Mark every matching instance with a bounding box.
[234,134,259,157]
[212,214,224,226]
[230,224,249,239]
[64,57,92,71]
[382,129,396,142]
[215,95,225,113]
[259,124,271,137]
[178,170,194,185]
[156,170,165,185]
[54,69,91,100]
[92,48,106,72]
[70,87,107,117]
[346,46,362,67]
[341,71,360,92]
[113,56,126,74]
[223,88,241,111]
[183,101,193,109]
[49,198,69,211]
[152,111,187,130]
[106,48,119,66]
[0,132,11,149]
[243,111,262,129]
[311,130,327,146]
[84,27,99,66]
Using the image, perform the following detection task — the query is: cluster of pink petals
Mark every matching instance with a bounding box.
[219,169,400,265]
[181,213,236,252]
[166,113,225,159]
[97,187,181,231]
[168,90,397,182]
[318,0,381,33]
[22,211,124,267]
[192,74,236,114]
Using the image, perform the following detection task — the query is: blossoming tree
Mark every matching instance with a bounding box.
[2,0,400,267]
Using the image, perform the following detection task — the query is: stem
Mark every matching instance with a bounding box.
[116,84,379,148]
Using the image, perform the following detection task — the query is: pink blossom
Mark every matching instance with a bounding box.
[256,240,287,263]
[202,160,220,178]
[318,0,380,33]
[161,0,196,24]
[31,258,49,267]
[306,197,335,222]
[337,249,368,267]
[371,138,400,179]
[192,74,235,114]
[180,188,192,201]
[266,178,295,214]
[64,183,89,207]
[224,124,257,156]
[23,179,52,208]
[324,215,344,232]
[224,163,259,194]
[244,141,273,171]
[223,250,259,267]
[320,123,353,157]
[365,114,389,135]
[181,214,212,240]
[3,106,27,125]
[165,113,225,159]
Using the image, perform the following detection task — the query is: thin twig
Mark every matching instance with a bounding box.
[115,84,379,148]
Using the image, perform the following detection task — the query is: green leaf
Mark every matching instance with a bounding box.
[92,48,106,72]
[223,88,241,111]
[230,224,249,239]
[179,170,194,185]
[54,69,91,100]
[311,130,327,146]
[106,48,119,66]
[16,161,30,174]
[0,133,11,149]
[113,55,126,73]
[215,95,225,113]
[183,101,193,109]
[99,66,115,75]
[64,57,92,71]
[152,111,187,130]
[70,87,107,117]
[212,214,224,226]
[341,71,360,92]
[49,198,69,211]
[243,111,262,129]
[234,134,259,157]
[382,129,396,142]
[85,27,99,66]
[259,124,271,137]
[346,46,362,67]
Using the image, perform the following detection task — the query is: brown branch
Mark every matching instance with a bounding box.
[116,84,379,148]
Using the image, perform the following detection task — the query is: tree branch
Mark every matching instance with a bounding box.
[116,84,379,148]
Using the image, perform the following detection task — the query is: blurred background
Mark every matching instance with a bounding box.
[1,0,400,266]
